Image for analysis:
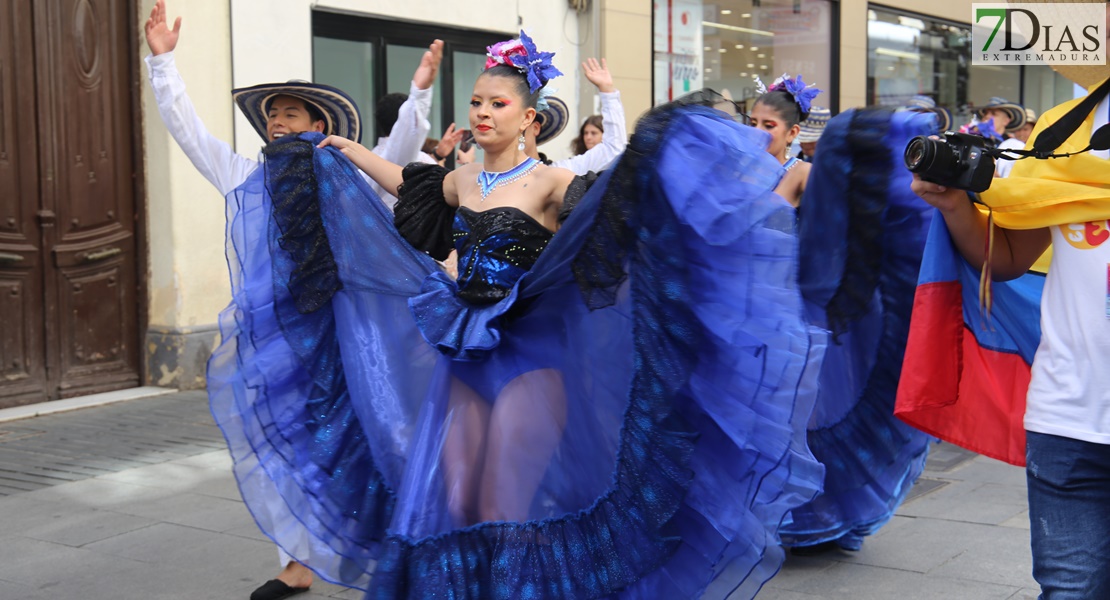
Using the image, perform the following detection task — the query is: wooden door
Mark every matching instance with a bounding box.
[0,0,48,405]
[0,0,141,407]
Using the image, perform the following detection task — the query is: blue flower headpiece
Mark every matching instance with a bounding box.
[754,73,822,116]
[485,30,563,94]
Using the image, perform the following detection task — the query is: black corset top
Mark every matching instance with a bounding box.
[452,206,554,305]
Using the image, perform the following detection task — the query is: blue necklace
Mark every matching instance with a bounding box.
[477,157,540,200]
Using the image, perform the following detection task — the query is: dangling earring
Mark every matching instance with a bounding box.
[518,133,526,152]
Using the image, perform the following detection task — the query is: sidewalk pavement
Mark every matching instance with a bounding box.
[0,391,1039,599]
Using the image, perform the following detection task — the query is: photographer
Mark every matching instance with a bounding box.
[910,66,1110,599]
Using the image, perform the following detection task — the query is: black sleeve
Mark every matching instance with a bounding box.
[558,171,600,224]
[394,163,455,260]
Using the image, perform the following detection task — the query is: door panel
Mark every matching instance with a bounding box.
[0,0,47,406]
[35,0,140,398]
[0,0,140,406]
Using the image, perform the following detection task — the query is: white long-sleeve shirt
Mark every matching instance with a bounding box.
[145,52,259,196]
[370,82,436,209]
[146,51,427,208]
[551,91,628,175]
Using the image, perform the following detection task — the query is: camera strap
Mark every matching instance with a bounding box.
[1031,77,1110,155]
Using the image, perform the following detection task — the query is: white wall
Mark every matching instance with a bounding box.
[139,0,233,330]
[230,0,585,161]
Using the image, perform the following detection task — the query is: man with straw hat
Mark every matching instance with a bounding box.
[1014,107,1039,144]
[795,106,830,162]
[978,96,1028,137]
[907,2,1110,596]
[901,94,953,133]
[522,57,627,175]
[144,2,442,598]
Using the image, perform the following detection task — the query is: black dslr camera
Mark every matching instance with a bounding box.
[904,132,996,193]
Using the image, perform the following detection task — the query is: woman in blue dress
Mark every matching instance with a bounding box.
[780,106,939,553]
[208,32,826,599]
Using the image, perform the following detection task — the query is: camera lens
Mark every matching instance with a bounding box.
[904,136,936,172]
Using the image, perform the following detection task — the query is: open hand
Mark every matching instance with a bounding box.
[435,123,466,158]
[413,40,445,91]
[144,0,181,56]
[317,135,371,162]
[582,58,615,93]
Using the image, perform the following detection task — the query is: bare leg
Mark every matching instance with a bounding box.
[441,377,491,525]
[275,560,313,588]
[478,369,568,522]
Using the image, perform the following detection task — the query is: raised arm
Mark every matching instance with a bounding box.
[318,136,404,197]
[144,0,256,195]
[911,174,1050,281]
[553,58,627,174]
[584,59,628,157]
[377,40,443,166]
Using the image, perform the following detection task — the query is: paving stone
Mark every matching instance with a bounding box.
[0,495,81,536]
[765,553,838,591]
[942,456,1029,487]
[223,522,272,543]
[902,476,949,504]
[17,557,228,600]
[99,461,225,493]
[1007,588,1040,599]
[21,508,157,547]
[928,525,1036,588]
[825,517,988,574]
[752,588,825,599]
[18,475,178,510]
[0,536,145,588]
[114,491,254,534]
[924,443,979,473]
[83,522,229,564]
[324,585,367,599]
[169,450,233,471]
[1000,510,1031,530]
[0,577,36,599]
[787,562,1021,600]
[897,481,1028,525]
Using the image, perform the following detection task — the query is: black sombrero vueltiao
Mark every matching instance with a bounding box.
[232,80,363,143]
[535,96,570,146]
[977,97,1027,133]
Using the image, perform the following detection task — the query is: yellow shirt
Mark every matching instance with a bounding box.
[979,77,1110,230]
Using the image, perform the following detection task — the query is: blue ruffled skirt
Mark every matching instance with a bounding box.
[207,105,826,598]
[782,108,937,550]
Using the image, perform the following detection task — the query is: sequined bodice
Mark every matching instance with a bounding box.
[453,206,554,305]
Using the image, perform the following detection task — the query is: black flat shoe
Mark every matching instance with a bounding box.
[788,540,841,556]
[250,579,310,600]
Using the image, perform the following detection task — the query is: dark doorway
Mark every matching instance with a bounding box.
[0,0,143,407]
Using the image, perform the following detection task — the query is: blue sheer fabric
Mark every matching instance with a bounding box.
[207,104,826,599]
[783,108,937,550]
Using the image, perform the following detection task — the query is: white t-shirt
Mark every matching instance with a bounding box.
[1025,94,1110,444]
[994,137,1025,178]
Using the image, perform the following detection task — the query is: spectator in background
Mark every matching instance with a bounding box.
[1013,108,1038,143]
[901,95,952,134]
[570,114,603,156]
[795,106,830,162]
[993,102,1032,178]
[525,58,627,175]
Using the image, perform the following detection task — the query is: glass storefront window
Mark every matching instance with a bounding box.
[867,7,978,123]
[867,6,1069,129]
[311,11,504,160]
[653,0,835,112]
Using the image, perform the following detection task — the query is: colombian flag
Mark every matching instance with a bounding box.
[894,216,1044,466]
